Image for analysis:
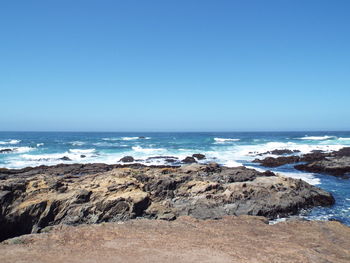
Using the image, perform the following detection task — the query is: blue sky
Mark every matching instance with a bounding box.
[1,0,349,131]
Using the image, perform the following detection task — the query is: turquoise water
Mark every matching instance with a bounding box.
[0,131,349,224]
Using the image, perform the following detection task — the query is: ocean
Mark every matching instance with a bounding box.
[1,131,349,224]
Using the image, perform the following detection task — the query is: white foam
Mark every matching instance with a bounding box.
[122,137,139,141]
[338,137,350,141]
[277,171,321,185]
[102,137,150,141]
[36,143,44,147]
[298,136,335,141]
[131,146,165,153]
[214,138,240,143]
[0,147,34,153]
[69,149,96,154]
[0,139,21,145]
[223,160,242,167]
[102,138,119,141]
[16,148,97,168]
[69,141,85,146]
[238,141,345,157]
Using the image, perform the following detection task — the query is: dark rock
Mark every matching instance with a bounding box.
[333,147,350,157]
[59,156,72,161]
[258,149,300,156]
[182,157,197,164]
[192,154,206,160]
[80,155,86,158]
[0,149,14,154]
[254,147,350,177]
[253,156,300,167]
[295,157,350,177]
[119,156,134,163]
[138,136,146,139]
[165,158,177,163]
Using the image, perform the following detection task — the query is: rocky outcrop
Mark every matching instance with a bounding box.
[192,154,206,160]
[59,156,72,161]
[253,147,350,177]
[119,156,134,163]
[257,149,300,156]
[253,156,300,167]
[295,157,350,177]
[181,156,197,163]
[0,149,14,154]
[0,163,334,241]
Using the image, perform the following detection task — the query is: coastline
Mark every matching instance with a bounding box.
[1,146,350,262]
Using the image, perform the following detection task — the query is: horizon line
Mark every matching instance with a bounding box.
[0,130,349,133]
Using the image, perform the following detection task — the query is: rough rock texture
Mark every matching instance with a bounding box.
[119,156,134,163]
[257,149,300,156]
[295,156,350,177]
[0,149,14,154]
[253,156,300,167]
[253,147,350,177]
[192,153,206,160]
[0,163,334,241]
[1,216,350,263]
[181,156,197,163]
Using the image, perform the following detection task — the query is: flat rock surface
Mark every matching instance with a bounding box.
[1,216,350,263]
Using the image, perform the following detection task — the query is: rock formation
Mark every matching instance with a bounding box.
[0,163,334,241]
[253,147,350,177]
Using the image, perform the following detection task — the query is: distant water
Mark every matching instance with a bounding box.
[0,131,349,224]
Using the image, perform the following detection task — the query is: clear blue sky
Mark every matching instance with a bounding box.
[1,0,349,131]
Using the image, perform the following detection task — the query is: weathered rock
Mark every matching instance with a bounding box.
[0,149,13,154]
[254,147,350,177]
[59,156,71,161]
[253,156,300,167]
[119,156,134,163]
[295,156,350,177]
[182,156,197,164]
[258,149,300,156]
[192,154,206,160]
[0,163,334,242]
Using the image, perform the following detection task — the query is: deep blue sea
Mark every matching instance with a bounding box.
[1,131,349,225]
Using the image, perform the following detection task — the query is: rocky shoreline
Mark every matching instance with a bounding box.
[253,147,350,177]
[0,161,335,242]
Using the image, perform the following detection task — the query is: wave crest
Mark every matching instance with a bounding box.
[298,136,335,141]
[214,138,240,143]
[0,139,21,145]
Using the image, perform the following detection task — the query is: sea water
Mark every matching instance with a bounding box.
[0,131,349,224]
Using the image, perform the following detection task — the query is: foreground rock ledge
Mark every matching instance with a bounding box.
[1,216,350,263]
[0,163,334,241]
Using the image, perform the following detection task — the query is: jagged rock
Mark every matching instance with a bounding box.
[119,156,134,163]
[0,149,13,154]
[182,157,197,164]
[0,163,334,242]
[253,156,300,167]
[258,149,300,156]
[59,156,72,161]
[192,153,206,160]
[295,156,350,177]
[254,147,350,177]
